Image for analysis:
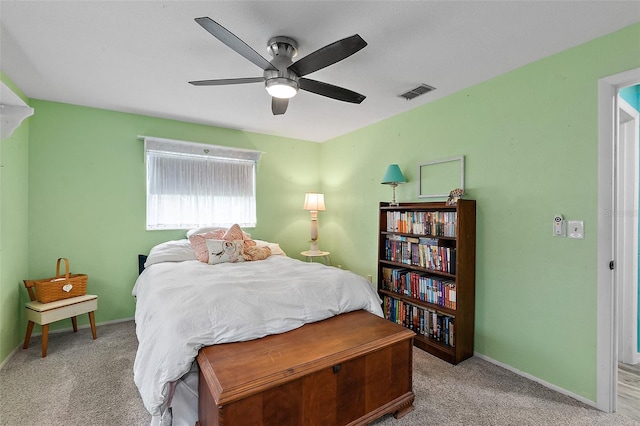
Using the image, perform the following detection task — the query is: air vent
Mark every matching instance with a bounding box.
[399,84,436,100]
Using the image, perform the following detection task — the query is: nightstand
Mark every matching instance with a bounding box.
[301,250,331,265]
[23,280,97,357]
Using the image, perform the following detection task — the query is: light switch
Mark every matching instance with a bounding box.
[568,220,584,239]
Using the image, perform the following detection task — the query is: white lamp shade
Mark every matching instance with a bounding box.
[303,193,326,211]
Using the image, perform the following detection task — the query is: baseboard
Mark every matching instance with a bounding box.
[1,317,135,371]
[473,351,597,409]
[0,345,21,371]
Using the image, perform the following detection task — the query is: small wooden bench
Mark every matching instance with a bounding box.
[196,310,415,426]
[23,280,98,357]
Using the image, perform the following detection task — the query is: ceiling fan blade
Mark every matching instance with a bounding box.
[195,17,276,71]
[272,97,288,115]
[288,34,367,77]
[189,77,264,86]
[299,78,366,104]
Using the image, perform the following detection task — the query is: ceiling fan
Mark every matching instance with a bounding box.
[189,17,368,115]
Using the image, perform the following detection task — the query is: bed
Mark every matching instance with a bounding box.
[132,231,385,426]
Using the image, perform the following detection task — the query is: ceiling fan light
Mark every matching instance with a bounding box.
[266,77,298,99]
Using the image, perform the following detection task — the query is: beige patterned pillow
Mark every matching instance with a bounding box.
[243,246,272,261]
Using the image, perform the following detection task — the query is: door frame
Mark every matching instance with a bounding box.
[617,97,639,366]
[597,67,640,412]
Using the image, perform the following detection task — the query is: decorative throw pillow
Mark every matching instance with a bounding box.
[222,224,257,251]
[189,230,226,263]
[222,224,245,241]
[243,239,257,250]
[243,246,272,261]
[206,239,245,265]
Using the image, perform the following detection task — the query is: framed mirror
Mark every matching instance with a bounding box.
[418,155,465,198]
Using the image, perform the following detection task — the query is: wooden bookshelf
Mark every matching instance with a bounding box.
[377,200,476,364]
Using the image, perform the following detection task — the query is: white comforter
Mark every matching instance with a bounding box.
[132,255,383,421]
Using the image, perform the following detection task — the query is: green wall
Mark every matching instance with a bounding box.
[23,100,320,335]
[321,23,640,402]
[0,73,30,364]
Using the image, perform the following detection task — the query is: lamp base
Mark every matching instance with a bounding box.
[389,183,399,206]
[309,239,320,253]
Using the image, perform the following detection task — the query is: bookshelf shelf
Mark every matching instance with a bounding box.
[380,231,457,242]
[377,200,476,365]
[378,289,456,317]
[379,259,457,279]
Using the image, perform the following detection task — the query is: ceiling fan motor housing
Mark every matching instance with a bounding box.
[265,37,300,94]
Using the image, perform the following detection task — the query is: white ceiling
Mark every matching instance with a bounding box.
[1,1,639,142]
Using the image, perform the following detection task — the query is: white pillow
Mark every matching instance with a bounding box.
[144,239,197,267]
[206,240,245,265]
[253,240,287,256]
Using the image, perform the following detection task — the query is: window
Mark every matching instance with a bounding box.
[143,136,261,230]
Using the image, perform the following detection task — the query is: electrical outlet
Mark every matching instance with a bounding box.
[568,220,584,239]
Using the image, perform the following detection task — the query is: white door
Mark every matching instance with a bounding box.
[616,97,639,366]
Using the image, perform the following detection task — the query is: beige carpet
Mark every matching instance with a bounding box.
[0,321,149,425]
[372,352,640,426]
[1,320,638,426]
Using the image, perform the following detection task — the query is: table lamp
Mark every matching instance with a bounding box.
[381,164,406,206]
[303,193,326,254]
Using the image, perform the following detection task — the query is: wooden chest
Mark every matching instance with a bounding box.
[196,310,415,426]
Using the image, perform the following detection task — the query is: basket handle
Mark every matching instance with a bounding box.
[55,258,70,280]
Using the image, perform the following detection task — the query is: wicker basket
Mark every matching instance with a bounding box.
[34,258,87,303]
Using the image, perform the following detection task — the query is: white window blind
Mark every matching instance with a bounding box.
[143,136,261,230]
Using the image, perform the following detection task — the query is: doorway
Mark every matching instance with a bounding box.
[597,68,640,414]
[616,90,640,421]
